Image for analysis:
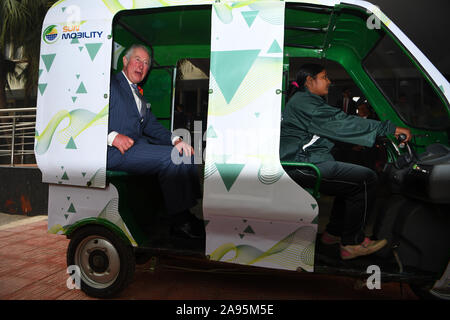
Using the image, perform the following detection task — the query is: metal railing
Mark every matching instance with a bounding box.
[0,107,36,166]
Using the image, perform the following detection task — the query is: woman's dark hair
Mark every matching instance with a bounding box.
[286,63,325,102]
[295,63,325,90]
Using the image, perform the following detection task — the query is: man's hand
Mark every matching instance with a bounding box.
[174,138,194,157]
[112,133,134,155]
[394,127,412,143]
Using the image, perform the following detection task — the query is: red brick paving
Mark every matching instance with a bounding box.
[0,218,419,300]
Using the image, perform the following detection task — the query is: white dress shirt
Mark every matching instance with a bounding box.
[108,71,179,146]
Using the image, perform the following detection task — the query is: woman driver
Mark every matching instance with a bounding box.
[280,63,411,260]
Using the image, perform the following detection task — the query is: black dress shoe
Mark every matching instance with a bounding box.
[171,220,205,239]
[170,212,205,240]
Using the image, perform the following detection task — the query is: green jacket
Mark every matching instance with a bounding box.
[280,89,396,164]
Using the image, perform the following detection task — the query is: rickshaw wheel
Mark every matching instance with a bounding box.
[410,282,446,300]
[67,225,135,298]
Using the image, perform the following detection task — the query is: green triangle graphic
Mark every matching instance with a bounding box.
[215,163,245,191]
[311,203,317,210]
[311,214,319,224]
[35,130,39,137]
[76,74,80,79]
[66,137,77,149]
[239,233,245,239]
[67,196,70,200]
[39,69,43,78]
[241,10,259,28]
[439,85,445,93]
[268,40,282,54]
[41,54,56,72]
[76,82,87,94]
[243,225,255,234]
[255,112,260,118]
[71,96,77,103]
[85,43,102,61]
[206,126,218,138]
[38,83,47,95]
[62,7,66,12]
[67,203,76,213]
[61,172,69,180]
[81,172,86,177]
[64,214,69,219]
[71,37,79,44]
[79,46,83,51]
[210,50,260,104]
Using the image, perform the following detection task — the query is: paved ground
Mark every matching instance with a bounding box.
[0,213,419,300]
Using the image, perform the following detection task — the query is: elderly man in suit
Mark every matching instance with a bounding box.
[107,44,203,240]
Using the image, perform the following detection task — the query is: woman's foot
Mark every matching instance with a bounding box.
[340,238,387,260]
[320,231,341,245]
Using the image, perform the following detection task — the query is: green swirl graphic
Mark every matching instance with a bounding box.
[204,160,218,179]
[98,198,138,246]
[48,223,66,234]
[101,0,212,14]
[210,225,316,271]
[214,3,233,24]
[258,161,284,185]
[48,197,137,246]
[248,2,284,25]
[88,168,107,188]
[35,104,108,155]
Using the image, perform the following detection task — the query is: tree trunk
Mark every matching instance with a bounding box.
[0,62,10,164]
[0,61,7,110]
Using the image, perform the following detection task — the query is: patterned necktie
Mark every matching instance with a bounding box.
[130,83,146,117]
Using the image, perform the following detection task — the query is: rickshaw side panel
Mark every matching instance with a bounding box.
[203,2,318,272]
[47,183,138,247]
[36,1,116,189]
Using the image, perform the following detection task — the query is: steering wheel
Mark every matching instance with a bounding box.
[394,133,415,169]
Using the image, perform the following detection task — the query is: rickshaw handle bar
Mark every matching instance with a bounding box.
[280,161,322,198]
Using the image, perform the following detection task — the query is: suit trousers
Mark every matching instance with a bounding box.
[285,160,378,245]
[107,140,201,216]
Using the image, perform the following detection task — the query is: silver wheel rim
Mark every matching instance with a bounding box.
[74,235,121,289]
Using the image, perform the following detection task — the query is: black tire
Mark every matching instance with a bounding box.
[410,282,449,300]
[135,251,153,265]
[67,225,136,298]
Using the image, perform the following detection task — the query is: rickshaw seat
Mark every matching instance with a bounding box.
[281,161,321,199]
[106,170,130,179]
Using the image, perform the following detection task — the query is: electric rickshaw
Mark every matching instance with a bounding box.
[35,0,450,299]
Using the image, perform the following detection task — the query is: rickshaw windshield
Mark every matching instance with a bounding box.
[363,33,450,131]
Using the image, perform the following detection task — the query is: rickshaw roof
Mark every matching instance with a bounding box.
[112,0,380,60]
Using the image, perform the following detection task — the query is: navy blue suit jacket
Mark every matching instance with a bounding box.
[107,72,173,169]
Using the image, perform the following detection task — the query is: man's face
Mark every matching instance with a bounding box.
[357,104,370,117]
[123,47,151,84]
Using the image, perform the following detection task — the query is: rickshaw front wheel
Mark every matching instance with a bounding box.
[67,225,135,298]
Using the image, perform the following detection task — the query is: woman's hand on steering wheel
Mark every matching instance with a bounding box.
[394,127,412,143]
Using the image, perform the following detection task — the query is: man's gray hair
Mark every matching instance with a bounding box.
[124,44,151,60]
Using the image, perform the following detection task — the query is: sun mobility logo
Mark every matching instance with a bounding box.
[61,24,103,40]
[43,23,103,44]
[43,25,59,44]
